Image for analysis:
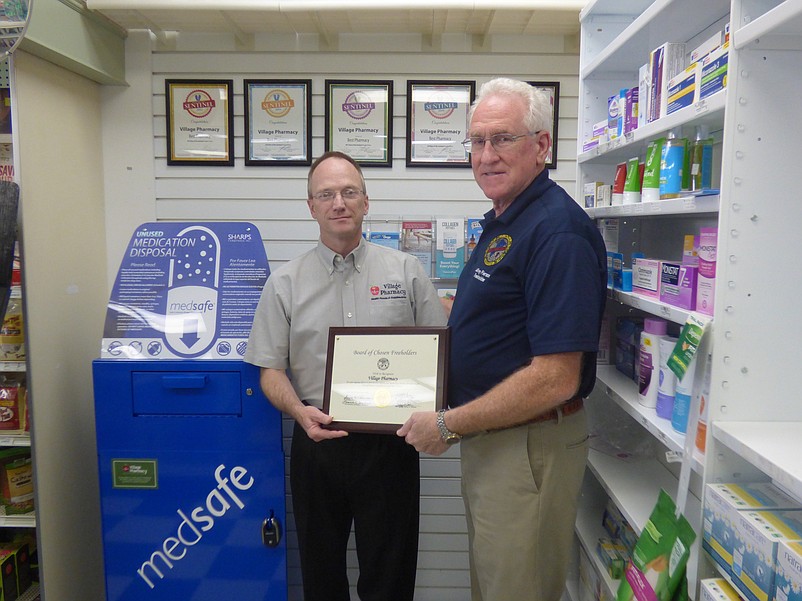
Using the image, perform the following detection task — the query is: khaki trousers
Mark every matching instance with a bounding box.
[460,407,589,601]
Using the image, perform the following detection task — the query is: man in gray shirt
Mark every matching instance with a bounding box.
[245,151,445,601]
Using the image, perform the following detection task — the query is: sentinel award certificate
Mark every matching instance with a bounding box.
[322,327,449,433]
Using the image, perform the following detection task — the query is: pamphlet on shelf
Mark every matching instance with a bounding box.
[400,219,433,276]
[435,217,464,279]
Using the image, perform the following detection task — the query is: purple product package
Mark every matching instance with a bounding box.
[659,262,698,310]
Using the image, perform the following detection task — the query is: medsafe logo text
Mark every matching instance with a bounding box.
[137,464,254,589]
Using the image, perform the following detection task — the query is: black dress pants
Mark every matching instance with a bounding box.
[290,421,420,601]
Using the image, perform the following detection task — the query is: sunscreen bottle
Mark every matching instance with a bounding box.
[638,318,667,408]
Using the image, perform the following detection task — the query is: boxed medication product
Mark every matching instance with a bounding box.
[608,95,621,140]
[616,317,643,381]
[667,63,701,114]
[638,63,650,129]
[775,540,802,601]
[701,578,741,601]
[0,548,17,601]
[696,226,718,315]
[704,482,802,576]
[691,31,723,63]
[649,42,686,122]
[732,509,802,601]
[0,448,33,515]
[632,258,661,299]
[583,182,611,208]
[610,252,624,290]
[596,537,627,579]
[701,42,730,100]
[659,262,698,310]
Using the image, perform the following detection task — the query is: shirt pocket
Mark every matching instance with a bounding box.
[367,299,415,326]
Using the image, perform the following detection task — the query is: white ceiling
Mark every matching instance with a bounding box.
[86,1,587,38]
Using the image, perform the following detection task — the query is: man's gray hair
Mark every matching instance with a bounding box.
[470,78,553,134]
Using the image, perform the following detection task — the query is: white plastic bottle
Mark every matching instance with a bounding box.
[671,355,697,433]
[656,336,678,419]
[638,318,668,408]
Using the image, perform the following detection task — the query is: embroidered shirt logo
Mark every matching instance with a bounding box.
[484,235,512,266]
[369,282,408,300]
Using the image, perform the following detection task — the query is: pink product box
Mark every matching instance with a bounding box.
[659,262,698,310]
[632,258,661,298]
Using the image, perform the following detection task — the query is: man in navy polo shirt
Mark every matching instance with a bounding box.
[399,78,607,601]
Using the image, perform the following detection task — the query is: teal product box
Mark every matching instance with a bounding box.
[466,218,483,260]
[704,482,802,577]
[435,217,465,278]
[775,540,802,601]
[701,42,729,100]
[732,509,802,601]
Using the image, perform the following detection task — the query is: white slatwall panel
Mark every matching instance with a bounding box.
[103,31,578,600]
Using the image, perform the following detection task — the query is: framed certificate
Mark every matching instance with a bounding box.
[405,80,474,167]
[165,79,234,166]
[528,81,560,169]
[244,79,312,166]
[322,326,450,433]
[325,80,393,167]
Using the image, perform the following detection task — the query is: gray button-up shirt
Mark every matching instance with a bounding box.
[245,238,446,408]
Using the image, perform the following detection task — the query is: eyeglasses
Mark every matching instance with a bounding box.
[311,187,365,202]
[461,131,540,153]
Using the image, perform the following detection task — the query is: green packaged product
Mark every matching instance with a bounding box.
[616,489,696,601]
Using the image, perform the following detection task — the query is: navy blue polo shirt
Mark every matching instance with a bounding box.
[447,170,607,408]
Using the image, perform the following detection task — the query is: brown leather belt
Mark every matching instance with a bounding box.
[532,396,584,423]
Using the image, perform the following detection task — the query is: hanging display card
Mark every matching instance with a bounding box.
[101,222,269,360]
[435,217,465,278]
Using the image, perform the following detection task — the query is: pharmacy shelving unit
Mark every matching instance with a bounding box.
[574,0,802,599]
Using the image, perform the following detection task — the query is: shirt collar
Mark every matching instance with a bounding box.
[481,169,553,228]
[315,237,367,275]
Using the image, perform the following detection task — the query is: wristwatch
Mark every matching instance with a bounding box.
[436,409,462,445]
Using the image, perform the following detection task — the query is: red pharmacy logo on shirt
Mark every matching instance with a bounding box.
[370,286,380,296]
[484,234,512,266]
[183,90,216,118]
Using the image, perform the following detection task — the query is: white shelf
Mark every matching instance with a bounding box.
[712,421,802,501]
[579,91,727,165]
[581,0,730,78]
[596,366,703,474]
[587,194,720,220]
[606,288,694,326]
[0,508,35,528]
[0,360,25,372]
[587,449,701,534]
[587,449,702,593]
[0,431,30,446]
[734,0,802,49]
